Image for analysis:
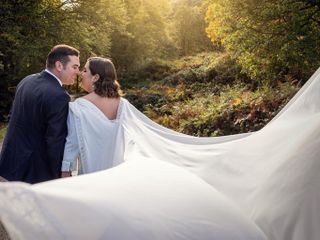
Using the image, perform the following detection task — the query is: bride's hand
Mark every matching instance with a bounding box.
[61,171,72,178]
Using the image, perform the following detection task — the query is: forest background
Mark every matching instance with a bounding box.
[1,0,320,139]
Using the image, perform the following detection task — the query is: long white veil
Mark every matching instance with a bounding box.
[1,68,320,240]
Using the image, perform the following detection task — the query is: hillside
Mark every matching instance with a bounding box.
[123,52,300,137]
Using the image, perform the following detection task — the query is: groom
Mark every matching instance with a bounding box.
[0,44,80,183]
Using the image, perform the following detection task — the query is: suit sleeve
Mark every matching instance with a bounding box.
[45,92,70,178]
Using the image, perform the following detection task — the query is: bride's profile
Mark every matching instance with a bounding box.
[1,62,320,239]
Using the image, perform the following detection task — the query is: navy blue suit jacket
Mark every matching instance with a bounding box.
[0,71,70,183]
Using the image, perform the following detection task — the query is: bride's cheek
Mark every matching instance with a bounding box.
[80,82,87,91]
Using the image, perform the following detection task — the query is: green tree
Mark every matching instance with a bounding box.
[206,0,320,81]
[111,0,174,70]
[0,0,51,119]
[172,0,213,55]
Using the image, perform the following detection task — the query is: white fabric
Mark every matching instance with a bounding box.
[0,160,266,240]
[1,67,320,239]
[61,98,124,173]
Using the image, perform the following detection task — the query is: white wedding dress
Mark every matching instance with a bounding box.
[1,67,320,240]
[61,98,125,174]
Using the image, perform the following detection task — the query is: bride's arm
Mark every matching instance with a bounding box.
[61,110,79,177]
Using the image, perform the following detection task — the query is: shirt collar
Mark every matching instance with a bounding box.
[45,69,62,86]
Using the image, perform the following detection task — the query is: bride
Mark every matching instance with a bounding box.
[61,57,125,177]
[1,59,320,240]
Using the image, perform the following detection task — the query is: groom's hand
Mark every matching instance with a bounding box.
[61,171,72,178]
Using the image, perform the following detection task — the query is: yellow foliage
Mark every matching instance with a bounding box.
[232,97,242,106]
[205,2,226,43]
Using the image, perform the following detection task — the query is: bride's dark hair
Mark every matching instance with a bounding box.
[88,57,123,98]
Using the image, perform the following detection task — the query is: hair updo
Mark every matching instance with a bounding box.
[88,57,123,98]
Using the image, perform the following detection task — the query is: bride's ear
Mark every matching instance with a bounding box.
[92,74,100,83]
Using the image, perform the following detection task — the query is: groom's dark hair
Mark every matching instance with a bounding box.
[46,44,79,69]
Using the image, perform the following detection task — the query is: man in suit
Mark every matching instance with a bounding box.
[0,44,80,183]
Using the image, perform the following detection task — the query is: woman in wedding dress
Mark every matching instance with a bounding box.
[61,57,125,177]
[1,63,320,240]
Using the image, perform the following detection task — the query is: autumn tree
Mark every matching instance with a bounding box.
[206,0,320,81]
[172,0,213,56]
[111,0,174,70]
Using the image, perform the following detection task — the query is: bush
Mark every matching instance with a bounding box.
[121,59,175,88]
[161,52,252,86]
[126,81,299,136]
[123,51,300,136]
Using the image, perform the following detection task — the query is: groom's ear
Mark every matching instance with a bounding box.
[55,61,64,72]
